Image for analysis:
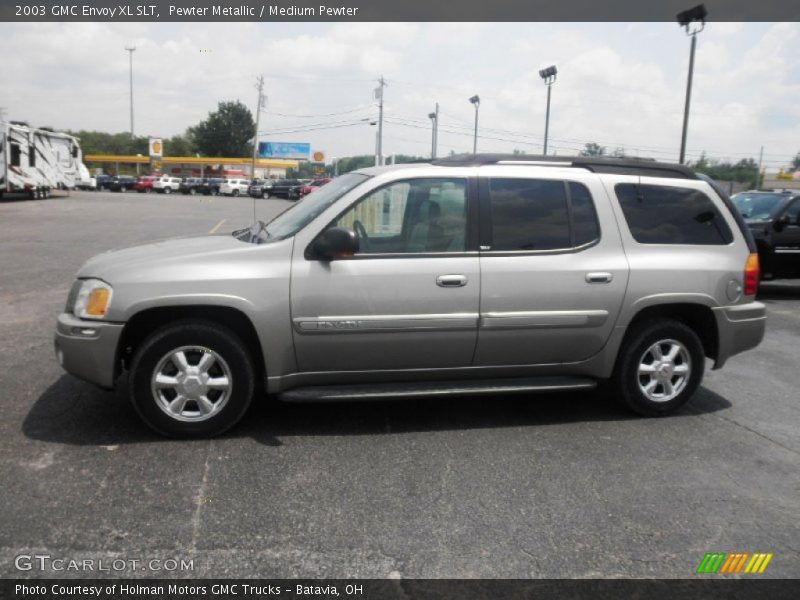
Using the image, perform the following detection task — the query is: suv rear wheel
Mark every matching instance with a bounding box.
[612,319,704,417]
[128,320,255,437]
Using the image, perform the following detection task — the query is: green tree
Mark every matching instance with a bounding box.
[164,132,196,156]
[189,100,255,157]
[580,142,607,156]
[792,152,800,171]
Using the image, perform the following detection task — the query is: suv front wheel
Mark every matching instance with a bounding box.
[129,320,256,437]
[612,319,704,417]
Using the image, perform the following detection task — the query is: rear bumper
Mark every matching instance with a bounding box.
[54,313,124,389]
[712,301,767,369]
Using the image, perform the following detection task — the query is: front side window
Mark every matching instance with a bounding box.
[616,183,733,245]
[783,199,800,223]
[487,179,600,251]
[335,178,468,254]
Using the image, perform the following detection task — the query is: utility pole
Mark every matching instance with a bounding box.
[428,102,439,159]
[251,75,264,180]
[375,76,387,166]
[757,146,764,189]
[539,66,557,155]
[125,46,136,137]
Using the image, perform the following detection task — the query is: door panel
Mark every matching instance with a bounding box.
[474,171,629,366]
[290,176,479,373]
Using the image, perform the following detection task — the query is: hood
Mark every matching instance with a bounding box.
[77,234,265,282]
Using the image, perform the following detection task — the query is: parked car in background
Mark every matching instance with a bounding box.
[732,190,800,280]
[109,176,136,192]
[153,176,182,194]
[219,178,250,196]
[268,178,304,199]
[95,174,113,191]
[199,178,223,196]
[54,155,766,437]
[134,176,157,194]
[288,177,332,200]
[248,178,273,199]
[180,178,204,195]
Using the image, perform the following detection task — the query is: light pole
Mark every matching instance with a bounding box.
[375,76,387,166]
[539,65,557,156]
[677,4,707,164]
[125,46,136,137]
[428,103,439,159]
[469,95,480,154]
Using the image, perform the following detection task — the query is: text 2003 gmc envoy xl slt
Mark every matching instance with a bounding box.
[54,155,766,437]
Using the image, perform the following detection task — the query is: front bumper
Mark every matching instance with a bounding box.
[54,313,124,389]
[712,301,767,369]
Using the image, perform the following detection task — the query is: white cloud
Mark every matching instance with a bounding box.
[0,22,798,168]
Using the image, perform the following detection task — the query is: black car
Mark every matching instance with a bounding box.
[95,174,113,191]
[268,178,304,199]
[180,178,204,195]
[198,178,224,196]
[108,176,136,192]
[248,178,273,199]
[732,190,800,280]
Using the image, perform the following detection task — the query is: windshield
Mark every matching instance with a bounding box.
[264,173,371,240]
[732,193,785,220]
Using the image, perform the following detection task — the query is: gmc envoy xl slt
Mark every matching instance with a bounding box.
[54,155,766,437]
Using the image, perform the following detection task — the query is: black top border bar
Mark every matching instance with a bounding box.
[2,0,799,22]
[433,154,699,179]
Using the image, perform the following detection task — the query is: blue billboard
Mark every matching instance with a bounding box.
[258,142,310,160]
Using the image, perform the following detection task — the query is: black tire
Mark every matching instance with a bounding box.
[262,191,269,199]
[128,320,256,438]
[164,187,172,195]
[232,189,239,197]
[611,318,704,417]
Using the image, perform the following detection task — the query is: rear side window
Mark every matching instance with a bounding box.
[10,143,21,167]
[487,179,600,251]
[615,183,733,245]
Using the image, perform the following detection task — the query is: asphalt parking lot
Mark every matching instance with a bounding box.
[1,190,799,578]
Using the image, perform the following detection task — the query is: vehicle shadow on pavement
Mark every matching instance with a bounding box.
[757,280,800,301]
[23,375,732,447]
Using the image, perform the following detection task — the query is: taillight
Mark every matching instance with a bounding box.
[744,253,760,296]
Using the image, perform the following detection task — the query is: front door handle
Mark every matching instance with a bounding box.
[436,274,468,287]
[585,272,613,284]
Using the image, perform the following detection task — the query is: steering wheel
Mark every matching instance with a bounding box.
[352,220,370,252]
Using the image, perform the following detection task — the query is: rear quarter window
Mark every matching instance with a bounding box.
[615,183,733,245]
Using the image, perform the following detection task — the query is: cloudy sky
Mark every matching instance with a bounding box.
[1,21,799,169]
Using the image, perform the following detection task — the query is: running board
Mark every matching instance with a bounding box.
[278,376,596,402]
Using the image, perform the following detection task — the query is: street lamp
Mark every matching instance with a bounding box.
[469,95,480,154]
[539,65,557,156]
[428,103,439,159]
[677,4,707,164]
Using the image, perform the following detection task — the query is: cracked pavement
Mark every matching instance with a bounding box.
[1,191,798,578]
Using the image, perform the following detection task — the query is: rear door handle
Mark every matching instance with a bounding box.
[585,272,613,284]
[436,274,468,287]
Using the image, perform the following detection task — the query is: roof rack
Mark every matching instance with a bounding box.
[431,154,698,180]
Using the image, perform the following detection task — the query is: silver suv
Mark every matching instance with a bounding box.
[54,155,766,437]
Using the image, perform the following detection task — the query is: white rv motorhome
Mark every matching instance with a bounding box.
[0,121,86,199]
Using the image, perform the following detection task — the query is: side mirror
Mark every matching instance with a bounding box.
[310,227,359,261]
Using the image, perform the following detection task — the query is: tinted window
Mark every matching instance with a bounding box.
[488,179,570,250]
[569,182,601,246]
[29,145,36,167]
[616,183,733,245]
[785,199,800,223]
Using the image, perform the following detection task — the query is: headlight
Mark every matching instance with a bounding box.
[71,279,113,320]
